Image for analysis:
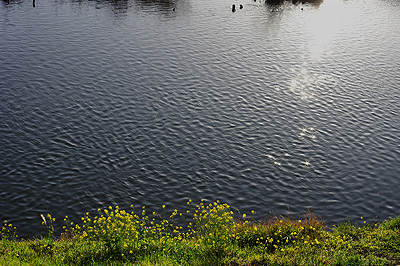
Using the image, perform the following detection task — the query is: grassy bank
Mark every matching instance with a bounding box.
[1,200,400,265]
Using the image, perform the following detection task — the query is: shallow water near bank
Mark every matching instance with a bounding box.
[1,0,399,238]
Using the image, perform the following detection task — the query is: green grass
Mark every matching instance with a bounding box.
[1,200,400,266]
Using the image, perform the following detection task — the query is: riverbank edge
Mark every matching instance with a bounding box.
[1,201,400,265]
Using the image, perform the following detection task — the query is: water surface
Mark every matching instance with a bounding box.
[1,0,399,237]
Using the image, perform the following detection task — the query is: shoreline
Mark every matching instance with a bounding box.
[2,201,400,265]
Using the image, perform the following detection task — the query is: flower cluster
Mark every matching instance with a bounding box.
[64,200,241,255]
[1,220,18,240]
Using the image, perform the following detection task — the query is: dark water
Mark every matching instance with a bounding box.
[1,0,399,238]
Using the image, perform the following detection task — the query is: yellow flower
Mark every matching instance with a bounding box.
[243,214,247,218]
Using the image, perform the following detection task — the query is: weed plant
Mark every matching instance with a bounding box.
[1,200,400,265]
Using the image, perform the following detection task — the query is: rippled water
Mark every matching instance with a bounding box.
[1,0,399,238]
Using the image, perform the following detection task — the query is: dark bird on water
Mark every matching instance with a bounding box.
[239,4,243,9]
[232,4,236,12]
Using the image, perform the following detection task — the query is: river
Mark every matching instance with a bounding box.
[1,0,399,238]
